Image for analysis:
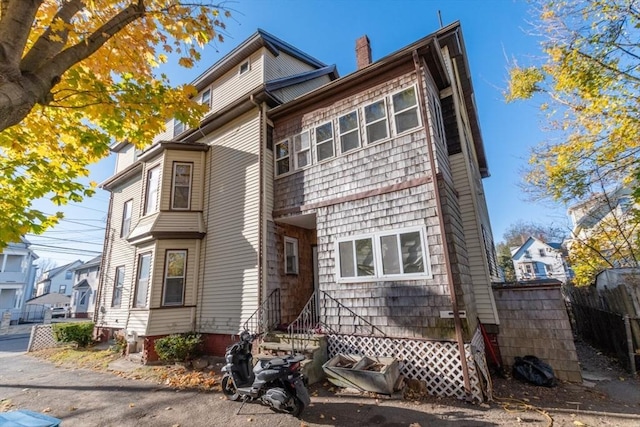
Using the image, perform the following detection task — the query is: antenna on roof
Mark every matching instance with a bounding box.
[438,10,443,28]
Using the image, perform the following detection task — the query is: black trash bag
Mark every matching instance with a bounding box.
[512,355,557,387]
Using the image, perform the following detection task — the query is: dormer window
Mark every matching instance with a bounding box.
[201,89,211,107]
[239,60,250,75]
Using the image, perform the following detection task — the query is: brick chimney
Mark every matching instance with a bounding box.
[355,35,372,70]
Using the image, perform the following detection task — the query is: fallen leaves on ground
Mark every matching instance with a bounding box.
[0,399,15,412]
[156,366,219,390]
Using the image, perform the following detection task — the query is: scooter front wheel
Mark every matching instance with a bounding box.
[221,374,241,401]
[283,396,303,418]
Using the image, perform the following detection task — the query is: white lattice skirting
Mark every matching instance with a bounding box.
[327,330,489,402]
[28,324,59,352]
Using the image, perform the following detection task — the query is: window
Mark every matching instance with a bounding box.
[429,92,446,143]
[315,122,334,162]
[112,266,125,308]
[363,99,389,144]
[293,131,311,169]
[144,166,160,215]
[391,86,420,134]
[284,237,299,274]
[338,111,360,154]
[539,248,546,257]
[171,162,192,210]
[134,253,151,308]
[121,199,133,237]
[163,250,186,306]
[173,119,184,137]
[59,285,66,294]
[79,290,88,306]
[336,227,429,281]
[3,255,23,272]
[239,60,250,75]
[201,88,211,107]
[65,270,72,280]
[275,139,290,176]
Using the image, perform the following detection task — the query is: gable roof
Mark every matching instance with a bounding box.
[38,260,83,283]
[70,255,102,272]
[26,292,71,305]
[511,236,563,259]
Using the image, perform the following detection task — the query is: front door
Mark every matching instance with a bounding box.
[77,289,89,313]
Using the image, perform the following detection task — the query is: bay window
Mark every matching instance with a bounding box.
[163,250,186,306]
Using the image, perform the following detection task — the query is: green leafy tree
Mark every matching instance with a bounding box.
[506,0,640,284]
[0,1,230,247]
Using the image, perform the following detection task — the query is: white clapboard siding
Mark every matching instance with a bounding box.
[152,123,173,144]
[198,111,261,334]
[450,152,498,324]
[127,310,150,336]
[263,50,318,81]
[152,212,205,234]
[209,49,264,116]
[147,306,195,336]
[160,150,205,211]
[99,174,142,329]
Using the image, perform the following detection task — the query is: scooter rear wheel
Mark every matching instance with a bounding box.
[284,396,303,418]
[221,374,241,401]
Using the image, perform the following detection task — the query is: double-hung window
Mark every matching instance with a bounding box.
[144,166,160,215]
[173,120,184,137]
[363,99,389,144]
[121,199,132,237]
[338,111,360,154]
[112,266,125,308]
[315,122,334,162]
[171,162,192,210]
[293,131,311,169]
[284,237,299,274]
[275,139,290,176]
[391,86,420,134]
[336,227,429,281]
[163,250,186,306]
[201,88,211,108]
[134,253,151,308]
[59,285,66,294]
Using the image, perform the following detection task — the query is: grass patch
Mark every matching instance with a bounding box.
[32,345,121,370]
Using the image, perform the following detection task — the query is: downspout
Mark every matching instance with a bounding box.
[94,193,114,325]
[250,94,265,319]
[412,49,472,397]
[192,150,206,332]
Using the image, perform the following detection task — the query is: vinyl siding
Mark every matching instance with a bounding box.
[152,212,205,234]
[98,174,142,328]
[209,49,263,117]
[150,239,200,308]
[263,50,318,81]
[115,145,136,174]
[159,150,205,212]
[147,306,195,336]
[271,75,332,104]
[197,110,261,334]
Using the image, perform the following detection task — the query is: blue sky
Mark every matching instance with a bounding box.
[30,0,571,266]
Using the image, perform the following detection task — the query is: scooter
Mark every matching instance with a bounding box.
[221,331,311,418]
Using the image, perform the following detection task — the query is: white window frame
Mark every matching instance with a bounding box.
[293,131,311,170]
[121,199,132,237]
[162,250,187,306]
[173,119,184,137]
[112,266,125,308]
[239,60,250,75]
[200,88,211,107]
[171,162,193,210]
[338,110,361,154]
[284,237,299,275]
[274,139,291,177]
[144,166,160,215]
[59,285,66,294]
[314,121,335,163]
[335,226,430,283]
[390,85,422,135]
[134,252,152,308]
[362,98,389,144]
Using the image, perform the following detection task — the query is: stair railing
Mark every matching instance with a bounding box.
[287,291,320,354]
[320,290,386,337]
[243,288,281,335]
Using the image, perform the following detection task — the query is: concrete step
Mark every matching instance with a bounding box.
[263,332,324,347]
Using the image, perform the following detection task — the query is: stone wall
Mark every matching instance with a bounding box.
[492,284,582,382]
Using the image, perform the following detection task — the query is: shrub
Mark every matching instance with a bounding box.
[52,322,95,348]
[154,332,202,362]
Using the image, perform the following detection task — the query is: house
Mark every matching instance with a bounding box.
[511,237,571,283]
[0,239,39,324]
[35,260,83,297]
[96,23,499,401]
[70,255,101,318]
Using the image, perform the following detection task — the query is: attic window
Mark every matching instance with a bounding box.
[239,60,250,75]
[201,89,211,107]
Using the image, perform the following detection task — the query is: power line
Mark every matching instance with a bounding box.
[29,243,101,255]
[28,235,103,246]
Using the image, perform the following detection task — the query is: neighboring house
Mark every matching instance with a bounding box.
[511,237,572,284]
[25,293,71,309]
[0,238,39,323]
[35,260,84,297]
[97,24,500,400]
[70,255,102,318]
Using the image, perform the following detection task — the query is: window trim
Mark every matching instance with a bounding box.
[337,110,361,154]
[170,162,193,211]
[239,60,250,75]
[274,138,291,177]
[390,85,422,135]
[314,121,335,163]
[173,119,185,137]
[362,97,389,145]
[59,285,66,294]
[335,226,431,283]
[200,88,211,108]
[284,237,299,275]
[121,199,133,238]
[112,266,125,308]
[143,166,160,216]
[133,252,152,308]
[162,249,187,306]
[293,130,312,170]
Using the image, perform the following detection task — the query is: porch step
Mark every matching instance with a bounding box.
[257,335,328,385]
[263,332,324,347]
